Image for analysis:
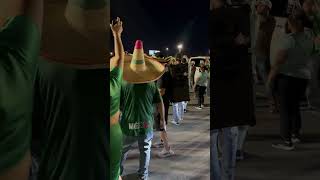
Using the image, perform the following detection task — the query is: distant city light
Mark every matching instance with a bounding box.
[149,50,161,56]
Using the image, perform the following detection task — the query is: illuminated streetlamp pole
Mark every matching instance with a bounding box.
[177,44,183,53]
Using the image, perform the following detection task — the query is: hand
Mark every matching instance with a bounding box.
[110,17,123,36]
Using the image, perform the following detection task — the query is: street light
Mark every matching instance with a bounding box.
[166,47,169,51]
[177,44,183,53]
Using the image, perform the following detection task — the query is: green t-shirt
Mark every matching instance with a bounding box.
[197,71,209,87]
[110,67,122,117]
[0,15,40,172]
[34,59,108,180]
[120,82,162,136]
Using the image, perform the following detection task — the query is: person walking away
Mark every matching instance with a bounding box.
[170,57,189,125]
[268,10,314,150]
[0,1,43,180]
[152,62,173,146]
[158,64,175,158]
[193,66,209,109]
[254,0,277,112]
[210,0,256,179]
[154,66,175,157]
[182,56,189,112]
[190,62,197,90]
[236,0,275,162]
[303,0,320,109]
[119,40,165,180]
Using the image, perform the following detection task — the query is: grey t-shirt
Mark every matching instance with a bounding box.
[196,71,209,87]
[277,31,314,79]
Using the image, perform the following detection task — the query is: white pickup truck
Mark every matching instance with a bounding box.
[189,56,210,82]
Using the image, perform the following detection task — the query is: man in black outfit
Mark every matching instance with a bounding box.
[158,63,173,125]
[210,0,256,179]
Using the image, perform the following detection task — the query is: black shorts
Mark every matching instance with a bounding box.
[153,113,165,132]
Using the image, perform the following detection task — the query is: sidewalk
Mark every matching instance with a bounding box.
[237,88,320,180]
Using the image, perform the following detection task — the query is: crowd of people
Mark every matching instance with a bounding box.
[0,1,211,180]
[210,0,320,179]
[4,0,319,180]
[109,17,211,179]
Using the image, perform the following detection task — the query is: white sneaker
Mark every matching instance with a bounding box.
[195,106,202,110]
[170,121,180,126]
[158,148,175,158]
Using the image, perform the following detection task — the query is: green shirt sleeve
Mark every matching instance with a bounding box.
[0,15,41,63]
[68,0,107,9]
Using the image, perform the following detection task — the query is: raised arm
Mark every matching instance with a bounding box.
[110,17,124,68]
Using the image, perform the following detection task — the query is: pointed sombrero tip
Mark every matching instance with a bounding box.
[135,40,143,49]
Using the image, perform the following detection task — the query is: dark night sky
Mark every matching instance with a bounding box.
[111,0,210,56]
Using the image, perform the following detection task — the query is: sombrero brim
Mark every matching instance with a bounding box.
[41,2,108,65]
[110,54,165,84]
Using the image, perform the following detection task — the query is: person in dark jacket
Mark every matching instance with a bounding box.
[210,0,256,179]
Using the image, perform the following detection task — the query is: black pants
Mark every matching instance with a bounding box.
[164,98,170,125]
[198,86,207,106]
[276,74,308,141]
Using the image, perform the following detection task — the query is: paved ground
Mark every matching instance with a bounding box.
[121,85,320,180]
[122,94,210,180]
[237,88,320,180]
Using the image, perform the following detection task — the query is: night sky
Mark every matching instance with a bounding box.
[111,0,210,56]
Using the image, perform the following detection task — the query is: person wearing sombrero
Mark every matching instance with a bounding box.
[117,40,165,180]
[0,1,43,180]
[32,1,109,180]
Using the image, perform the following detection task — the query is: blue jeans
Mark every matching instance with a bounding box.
[120,131,153,179]
[237,126,249,151]
[256,55,269,84]
[211,127,239,180]
[172,102,184,122]
[28,155,39,180]
[182,101,188,111]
